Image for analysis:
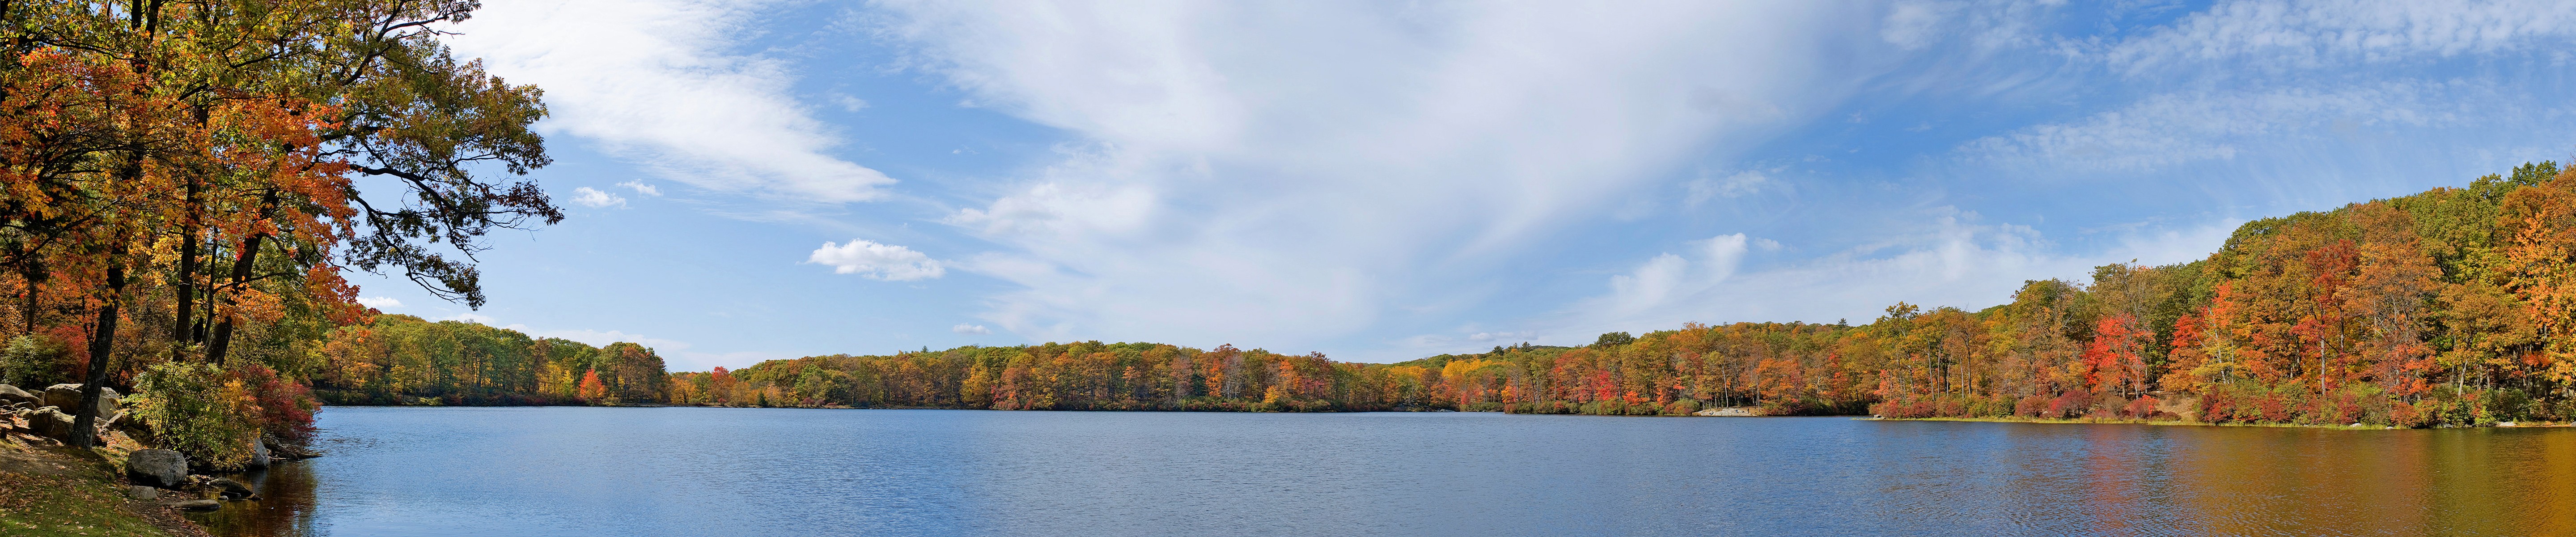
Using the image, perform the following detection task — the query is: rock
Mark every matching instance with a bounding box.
[124,486,160,500]
[25,406,73,439]
[0,383,31,403]
[2498,422,2518,427]
[126,449,188,488]
[41,384,79,408]
[1693,407,1765,417]
[174,499,220,511]
[207,477,255,500]
[247,439,271,468]
[35,384,114,418]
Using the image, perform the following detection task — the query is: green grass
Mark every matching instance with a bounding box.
[0,441,177,537]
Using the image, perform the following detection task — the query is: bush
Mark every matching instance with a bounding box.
[129,361,259,469]
[128,361,323,469]
[0,334,75,388]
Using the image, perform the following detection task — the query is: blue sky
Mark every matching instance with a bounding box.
[349,0,2576,371]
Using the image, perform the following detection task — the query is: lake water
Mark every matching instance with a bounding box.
[190,407,2576,536]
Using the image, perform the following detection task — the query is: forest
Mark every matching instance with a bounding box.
[654,162,2576,428]
[0,0,561,468]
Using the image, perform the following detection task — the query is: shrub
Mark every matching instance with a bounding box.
[129,361,259,469]
[127,361,323,469]
[0,334,74,388]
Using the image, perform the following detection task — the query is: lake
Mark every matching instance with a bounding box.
[189,407,2576,536]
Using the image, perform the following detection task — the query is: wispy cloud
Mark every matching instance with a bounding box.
[1549,211,2236,339]
[2101,0,2576,76]
[447,0,895,205]
[951,324,990,335]
[874,1,1890,345]
[357,296,404,309]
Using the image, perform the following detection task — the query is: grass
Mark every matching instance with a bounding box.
[0,434,199,537]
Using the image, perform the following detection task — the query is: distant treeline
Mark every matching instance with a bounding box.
[665,333,1861,415]
[311,315,665,406]
[319,162,2576,426]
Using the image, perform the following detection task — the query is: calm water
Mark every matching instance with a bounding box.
[190,407,2576,536]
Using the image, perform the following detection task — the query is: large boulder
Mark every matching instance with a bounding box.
[25,406,73,439]
[126,449,188,488]
[0,384,32,404]
[38,384,115,418]
[174,499,220,511]
[40,384,78,408]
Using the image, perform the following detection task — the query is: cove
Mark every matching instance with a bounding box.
[194,407,2576,537]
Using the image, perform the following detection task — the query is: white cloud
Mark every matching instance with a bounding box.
[808,239,945,281]
[874,2,1888,345]
[1685,170,1774,207]
[951,324,990,335]
[831,94,870,112]
[446,0,895,204]
[356,296,404,309]
[618,180,662,196]
[1880,0,1956,50]
[2102,0,2576,76]
[570,186,627,208]
[1958,81,2490,173]
[1553,212,2235,337]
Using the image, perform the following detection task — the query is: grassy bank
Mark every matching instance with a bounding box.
[0,435,207,537]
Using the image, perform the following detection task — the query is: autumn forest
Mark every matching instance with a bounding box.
[9,1,2576,478]
[313,162,2576,430]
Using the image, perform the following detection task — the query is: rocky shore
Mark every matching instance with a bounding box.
[2,383,309,536]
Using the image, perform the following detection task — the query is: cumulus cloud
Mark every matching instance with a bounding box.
[618,180,662,196]
[808,239,945,281]
[873,1,1885,345]
[570,186,627,208]
[951,324,990,335]
[356,296,404,309]
[446,0,895,204]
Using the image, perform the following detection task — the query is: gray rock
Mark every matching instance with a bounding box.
[25,406,73,439]
[40,384,79,409]
[126,449,188,488]
[36,384,114,418]
[174,499,220,511]
[124,485,159,500]
[247,438,271,468]
[0,383,30,403]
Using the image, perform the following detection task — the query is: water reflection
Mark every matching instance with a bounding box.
[195,409,2576,537]
[188,459,319,537]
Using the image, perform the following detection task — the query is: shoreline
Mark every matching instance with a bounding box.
[1873,416,2571,430]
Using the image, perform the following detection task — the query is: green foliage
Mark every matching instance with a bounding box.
[1591,332,1636,348]
[0,335,72,388]
[128,362,258,469]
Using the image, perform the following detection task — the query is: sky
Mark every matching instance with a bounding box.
[347,0,2576,371]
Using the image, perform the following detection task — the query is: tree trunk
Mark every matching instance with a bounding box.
[172,224,195,344]
[203,230,265,366]
[67,263,123,448]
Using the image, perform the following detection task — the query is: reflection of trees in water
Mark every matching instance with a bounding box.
[185,461,320,537]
